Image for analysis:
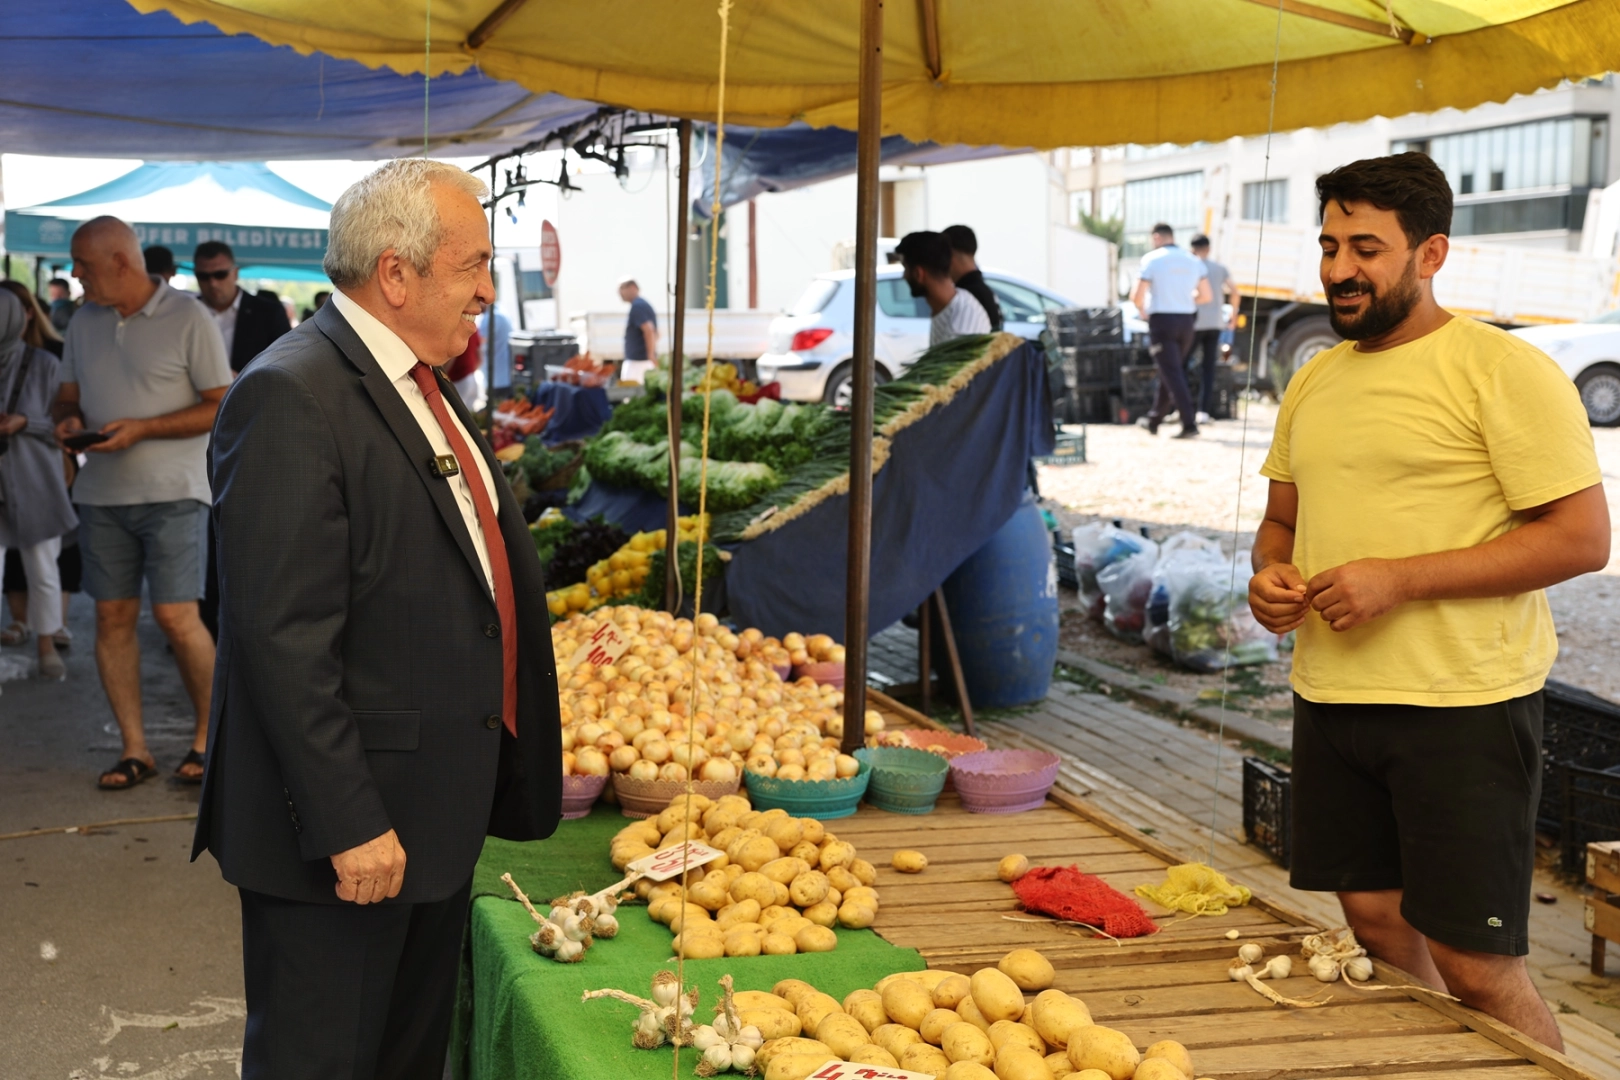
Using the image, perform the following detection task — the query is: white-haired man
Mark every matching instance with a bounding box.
[195,159,563,1078]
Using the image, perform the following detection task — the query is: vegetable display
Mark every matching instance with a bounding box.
[541,518,629,591]
[545,518,708,618]
[616,790,882,957]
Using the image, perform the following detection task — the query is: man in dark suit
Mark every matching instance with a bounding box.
[193,239,292,373]
[196,159,562,1079]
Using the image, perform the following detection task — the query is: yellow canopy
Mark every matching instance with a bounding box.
[129,0,1620,147]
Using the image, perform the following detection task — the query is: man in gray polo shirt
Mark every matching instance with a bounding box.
[52,216,232,791]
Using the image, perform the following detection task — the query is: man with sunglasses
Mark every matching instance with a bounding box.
[193,241,292,374]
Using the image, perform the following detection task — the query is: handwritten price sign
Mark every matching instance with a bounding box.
[568,621,633,669]
[808,1065,939,1080]
[627,841,725,882]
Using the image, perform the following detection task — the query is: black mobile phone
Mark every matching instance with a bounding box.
[62,431,110,452]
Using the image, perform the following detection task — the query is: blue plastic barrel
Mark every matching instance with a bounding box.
[939,493,1060,708]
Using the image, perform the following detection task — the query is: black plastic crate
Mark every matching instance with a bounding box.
[1047,308,1124,347]
[1034,429,1087,467]
[1118,364,1235,422]
[1063,384,1118,425]
[1558,762,1620,874]
[1242,756,1292,868]
[1542,679,1620,837]
[1054,538,1078,590]
[1059,343,1144,386]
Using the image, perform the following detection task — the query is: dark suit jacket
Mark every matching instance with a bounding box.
[229,289,293,373]
[193,302,563,905]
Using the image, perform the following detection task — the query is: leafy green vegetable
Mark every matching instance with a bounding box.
[530,515,577,569]
[627,540,726,615]
[678,457,780,513]
[517,439,577,489]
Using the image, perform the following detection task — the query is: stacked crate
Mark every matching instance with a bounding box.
[1045,309,1148,424]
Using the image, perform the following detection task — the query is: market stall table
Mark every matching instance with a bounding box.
[456,692,1597,1080]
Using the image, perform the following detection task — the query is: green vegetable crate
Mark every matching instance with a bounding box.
[1034,428,1087,467]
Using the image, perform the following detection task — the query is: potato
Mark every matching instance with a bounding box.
[900,1042,953,1077]
[845,990,889,1033]
[796,991,844,1036]
[920,1008,961,1044]
[893,849,929,873]
[789,840,821,863]
[724,927,763,957]
[762,856,810,885]
[800,817,826,844]
[849,1044,902,1068]
[933,973,973,1009]
[735,834,782,872]
[941,1022,996,1065]
[990,1020,1046,1055]
[946,1065,1000,1080]
[735,990,795,1014]
[730,871,779,907]
[742,1008,802,1041]
[716,898,763,929]
[796,924,838,953]
[709,825,744,851]
[803,900,839,928]
[675,933,725,959]
[667,904,712,933]
[971,968,1027,1024]
[1143,1041,1194,1079]
[1135,1060,1189,1080]
[873,1022,924,1060]
[844,886,881,910]
[999,949,1056,991]
[958,994,993,1034]
[763,1052,839,1080]
[827,865,861,892]
[772,980,819,1007]
[882,978,936,1029]
[1067,1026,1140,1080]
[993,1044,1052,1080]
[789,870,831,907]
[761,903,795,924]
[819,840,857,871]
[1046,1052,1076,1078]
[767,913,813,938]
[758,1037,832,1070]
[765,817,805,851]
[1072,1072,1113,1080]
[1030,991,1093,1050]
[998,854,1031,882]
[838,901,878,929]
[817,1012,873,1058]
[850,857,878,885]
[762,932,797,955]
[610,841,655,869]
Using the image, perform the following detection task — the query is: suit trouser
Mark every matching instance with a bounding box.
[1192,329,1223,415]
[200,516,219,641]
[239,877,471,1080]
[1147,313,1198,431]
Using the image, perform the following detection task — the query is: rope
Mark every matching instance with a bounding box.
[1207,0,1286,867]
[673,5,732,1077]
[423,0,431,154]
[0,813,197,843]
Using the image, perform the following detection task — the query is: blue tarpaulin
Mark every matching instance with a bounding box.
[725,343,1055,640]
[531,383,612,446]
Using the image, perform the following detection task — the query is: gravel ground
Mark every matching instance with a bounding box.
[1038,396,1620,711]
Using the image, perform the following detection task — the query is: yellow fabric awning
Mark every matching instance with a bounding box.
[128,0,1620,148]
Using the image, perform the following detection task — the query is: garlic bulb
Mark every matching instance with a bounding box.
[1263,955,1293,980]
[1228,962,1255,982]
[1308,955,1340,982]
[731,1045,756,1072]
[650,970,682,1007]
[692,1025,725,1051]
[593,913,620,939]
[554,938,585,963]
[703,1044,734,1072]
[1344,956,1374,982]
[1237,943,1265,965]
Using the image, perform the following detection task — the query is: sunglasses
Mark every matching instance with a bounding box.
[196,269,234,282]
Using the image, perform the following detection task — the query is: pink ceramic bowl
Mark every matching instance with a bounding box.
[948,749,1061,814]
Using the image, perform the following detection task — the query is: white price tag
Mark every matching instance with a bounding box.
[568,621,633,669]
[628,841,725,882]
[806,1064,939,1080]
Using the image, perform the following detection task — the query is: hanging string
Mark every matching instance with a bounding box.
[673,5,733,1078]
[423,0,432,154]
[1207,0,1287,868]
[316,55,326,123]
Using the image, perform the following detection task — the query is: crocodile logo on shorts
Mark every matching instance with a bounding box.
[1488,917,1503,927]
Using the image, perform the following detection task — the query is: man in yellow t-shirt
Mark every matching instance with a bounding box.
[1250,152,1608,1050]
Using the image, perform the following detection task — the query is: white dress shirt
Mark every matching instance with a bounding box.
[331,290,498,592]
[209,289,242,357]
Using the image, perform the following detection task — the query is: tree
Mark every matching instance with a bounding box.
[1078,211,1123,248]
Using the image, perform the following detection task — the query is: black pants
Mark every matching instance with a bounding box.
[1147,313,1197,431]
[200,516,219,641]
[1192,329,1223,415]
[239,878,471,1080]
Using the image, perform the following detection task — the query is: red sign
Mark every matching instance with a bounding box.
[540,220,561,288]
[807,1065,937,1080]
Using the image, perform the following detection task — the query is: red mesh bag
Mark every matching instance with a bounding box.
[1011,865,1159,938]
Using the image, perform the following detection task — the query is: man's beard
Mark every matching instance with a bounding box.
[905,273,926,299]
[1328,257,1421,341]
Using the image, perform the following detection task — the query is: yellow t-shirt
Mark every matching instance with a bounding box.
[1260,315,1601,706]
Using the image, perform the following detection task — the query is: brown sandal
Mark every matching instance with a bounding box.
[173,749,206,784]
[98,757,157,791]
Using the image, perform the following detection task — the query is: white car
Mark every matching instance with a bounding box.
[756,267,1078,406]
[1511,311,1620,425]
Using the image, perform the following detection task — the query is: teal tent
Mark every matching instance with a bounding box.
[4,161,330,274]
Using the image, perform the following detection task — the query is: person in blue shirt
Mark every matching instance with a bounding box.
[481,303,514,390]
[1131,224,1211,438]
[619,278,658,379]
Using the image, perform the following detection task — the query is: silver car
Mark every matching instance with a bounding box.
[756,267,1077,406]
[1511,309,1620,425]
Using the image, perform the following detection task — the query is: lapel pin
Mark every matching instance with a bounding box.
[430,454,460,478]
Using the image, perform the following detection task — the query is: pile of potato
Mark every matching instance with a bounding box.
[555,606,883,780]
[612,792,882,957]
[728,947,1206,1080]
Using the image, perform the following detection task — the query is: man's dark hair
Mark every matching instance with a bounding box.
[941,224,977,257]
[47,277,70,291]
[1189,234,1210,250]
[1151,223,1174,239]
[894,231,953,278]
[143,245,176,275]
[194,240,236,264]
[1316,151,1452,248]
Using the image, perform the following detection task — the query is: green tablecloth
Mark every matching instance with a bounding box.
[455,805,927,1080]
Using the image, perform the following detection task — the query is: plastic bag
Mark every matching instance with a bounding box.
[1144,533,1225,657]
[1072,522,1151,620]
[1098,541,1159,642]
[1165,554,1279,672]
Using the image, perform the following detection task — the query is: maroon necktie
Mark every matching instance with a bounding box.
[409,362,518,737]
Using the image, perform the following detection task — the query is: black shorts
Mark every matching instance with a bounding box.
[1290,691,1542,957]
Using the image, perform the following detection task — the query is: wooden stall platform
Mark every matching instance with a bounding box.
[859,691,1597,1080]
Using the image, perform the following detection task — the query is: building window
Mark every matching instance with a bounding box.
[1241,179,1288,223]
[1122,171,1203,256]
[1393,116,1609,198]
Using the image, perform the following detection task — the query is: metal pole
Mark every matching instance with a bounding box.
[486,162,499,411]
[840,0,882,756]
[665,119,694,615]
[747,198,758,309]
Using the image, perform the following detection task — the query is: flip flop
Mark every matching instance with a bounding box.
[98,757,157,791]
[173,748,206,784]
[0,622,29,647]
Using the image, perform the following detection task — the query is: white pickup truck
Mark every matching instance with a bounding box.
[568,310,776,362]
[1218,219,1620,387]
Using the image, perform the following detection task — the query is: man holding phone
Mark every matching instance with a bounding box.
[52,216,232,791]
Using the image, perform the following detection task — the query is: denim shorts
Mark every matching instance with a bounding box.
[78,500,209,604]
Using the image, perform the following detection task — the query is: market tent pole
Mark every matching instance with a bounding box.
[665,117,693,615]
[486,161,498,420]
[839,0,882,757]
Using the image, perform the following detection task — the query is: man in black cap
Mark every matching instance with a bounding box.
[942,225,1003,332]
